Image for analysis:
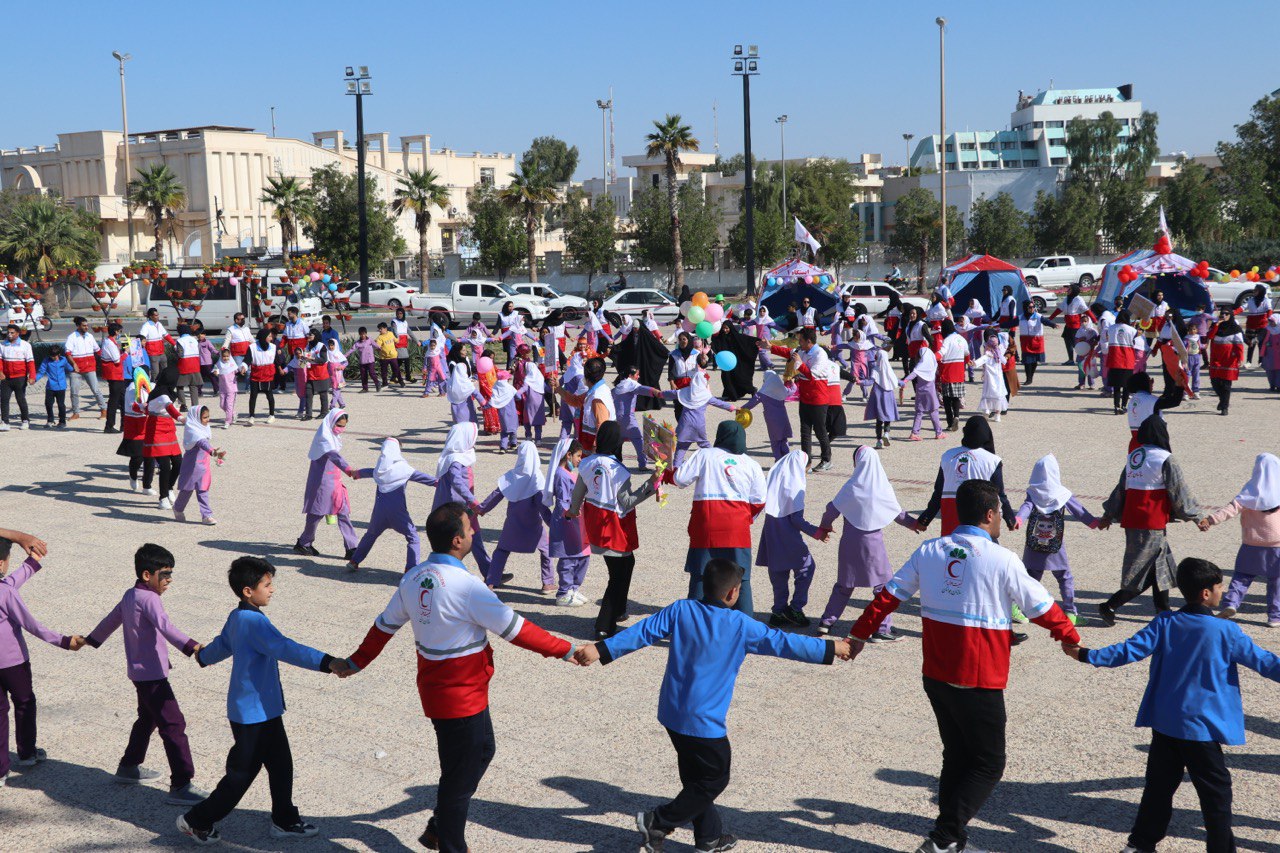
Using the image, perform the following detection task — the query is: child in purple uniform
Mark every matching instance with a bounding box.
[739,370,793,460]
[487,370,519,451]
[649,362,736,466]
[478,441,552,591]
[353,327,379,392]
[173,405,224,525]
[211,348,243,428]
[0,533,81,786]
[1201,452,1280,625]
[348,438,438,572]
[293,409,359,560]
[432,421,495,580]
[515,347,548,443]
[85,543,205,804]
[612,366,654,471]
[543,438,591,605]
[758,450,822,627]
[1013,454,1099,625]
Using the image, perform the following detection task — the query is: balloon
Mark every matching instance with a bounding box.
[327,282,338,292]
[686,304,706,324]
[680,300,692,314]
[228,276,240,287]
[309,271,321,281]
[692,291,710,308]
[322,273,332,283]
[1252,266,1260,273]
[715,350,738,372]
[766,276,776,287]
[680,319,696,334]
[477,356,494,374]
[1231,270,1241,279]
[704,303,724,323]
[695,320,715,339]
[734,408,753,428]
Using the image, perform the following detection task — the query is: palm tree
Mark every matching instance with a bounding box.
[645,114,700,293]
[260,175,315,264]
[127,163,186,263]
[0,194,101,277]
[498,167,558,282]
[393,169,450,291]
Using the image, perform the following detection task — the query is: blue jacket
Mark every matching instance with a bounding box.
[36,358,69,391]
[1083,604,1280,744]
[197,602,332,725]
[599,598,834,738]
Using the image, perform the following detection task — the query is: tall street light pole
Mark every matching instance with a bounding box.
[776,115,788,224]
[733,45,760,294]
[936,17,948,279]
[345,66,372,308]
[902,132,914,175]
[112,50,134,261]
[596,98,612,199]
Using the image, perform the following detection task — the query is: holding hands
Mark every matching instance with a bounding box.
[68,635,87,651]
[328,658,356,678]
[1060,643,1083,661]
[572,643,600,666]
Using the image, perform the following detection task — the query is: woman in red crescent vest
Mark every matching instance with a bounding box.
[1046,283,1097,365]
[246,328,279,424]
[1096,415,1205,625]
[1017,301,1056,386]
[913,416,1016,536]
[1207,309,1246,417]
[936,320,970,432]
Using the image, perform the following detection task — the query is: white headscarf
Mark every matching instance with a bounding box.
[522,361,546,393]
[326,341,346,364]
[497,441,545,502]
[436,421,477,477]
[1236,453,1280,511]
[677,369,713,409]
[489,378,516,409]
[446,361,475,404]
[764,450,807,517]
[870,349,898,391]
[758,370,789,401]
[1026,454,1072,512]
[911,347,939,382]
[831,445,902,531]
[373,438,415,493]
[308,408,346,460]
[542,437,574,507]
[182,405,211,451]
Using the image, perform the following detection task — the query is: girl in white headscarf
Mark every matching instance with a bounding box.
[860,338,899,449]
[971,331,1010,421]
[543,438,590,604]
[446,359,486,426]
[815,445,914,638]
[1012,453,1100,625]
[431,421,494,578]
[487,370,519,452]
[474,441,551,590]
[739,369,794,460]
[173,404,223,524]
[650,355,737,466]
[758,450,823,627]
[347,437,439,572]
[295,408,359,559]
[1201,453,1280,624]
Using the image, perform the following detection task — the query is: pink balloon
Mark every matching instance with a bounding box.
[309,271,321,282]
[703,303,725,323]
[228,276,240,287]
[477,356,494,374]
[680,319,696,334]
[804,275,814,284]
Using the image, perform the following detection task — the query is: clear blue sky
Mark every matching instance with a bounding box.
[6,0,1270,179]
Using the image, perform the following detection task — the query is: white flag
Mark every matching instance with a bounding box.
[794,217,822,254]
[1158,205,1170,238]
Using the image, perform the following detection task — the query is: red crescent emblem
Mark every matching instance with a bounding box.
[946,560,962,579]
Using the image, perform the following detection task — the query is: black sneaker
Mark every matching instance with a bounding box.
[270,820,319,839]
[1010,632,1029,646]
[696,834,738,852]
[1097,603,1116,627]
[636,810,667,852]
[293,542,320,557]
[812,460,834,472]
[768,612,790,628]
[867,629,902,643]
[176,814,220,846]
[785,606,811,627]
[418,816,440,849]
[343,548,357,562]
[114,763,161,784]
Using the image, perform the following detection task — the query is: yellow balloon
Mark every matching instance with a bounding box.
[735,408,753,428]
[691,291,710,308]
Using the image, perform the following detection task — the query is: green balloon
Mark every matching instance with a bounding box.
[695,320,715,339]
[686,304,706,324]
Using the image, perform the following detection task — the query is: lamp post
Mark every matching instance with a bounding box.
[902,132,914,175]
[345,66,372,309]
[733,45,760,294]
[936,17,948,277]
[112,50,134,261]
[596,98,612,199]
[776,115,788,224]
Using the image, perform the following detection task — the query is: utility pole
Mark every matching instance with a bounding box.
[596,97,612,198]
[346,66,372,307]
[937,17,948,278]
[733,45,760,294]
[112,51,134,260]
[776,115,789,224]
[270,106,277,137]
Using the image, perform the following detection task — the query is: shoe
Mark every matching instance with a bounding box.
[165,783,208,805]
[69,413,81,421]
[1268,621,1280,629]
[815,623,832,636]
[1067,612,1079,626]
[293,542,320,557]
[15,748,46,767]
[173,510,187,523]
[344,548,357,562]
[202,517,217,526]
[221,423,231,430]
[934,432,945,440]
[1097,603,1116,627]
[270,820,319,839]
[130,479,140,492]
[1122,846,1154,853]
[104,427,120,434]
[993,413,1002,422]
[159,497,173,510]
[636,810,667,852]
[769,612,790,628]
[616,611,631,622]
[785,606,811,627]
[1011,604,1029,624]
[57,422,67,429]
[1218,607,1237,620]
[695,834,738,852]
[556,592,584,607]
[245,418,255,427]
[571,590,588,606]
[1010,632,1029,646]
[913,840,960,853]
[346,561,360,572]
[145,487,158,496]
[114,764,162,784]
[874,439,885,449]
[908,433,922,441]
[540,584,557,595]
[18,420,29,430]
[0,423,9,432]
[99,409,107,419]
[176,814,220,846]
[44,420,53,429]
[266,416,276,424]
[812,460,833,472]
[867,629,902,643]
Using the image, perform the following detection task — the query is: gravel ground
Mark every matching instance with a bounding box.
[1,358,1279,852]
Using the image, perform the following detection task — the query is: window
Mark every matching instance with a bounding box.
[616,292,640,304]
[480,285,502,298]
[642,291,668,304]
[441,228,455,254]
[1024,160,1040,167]
[652,174,661,188]
[1000,141,1018,150]
[1046,121,1065,128]
[1050,157,1067,166]
[1021,140,1037,149]
[1033,121,1045,129]
[479,168,494,187]
[851,285,874,297]
[959,142,976,151]
[458,283,477,297]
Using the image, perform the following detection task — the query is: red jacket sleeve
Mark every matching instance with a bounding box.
[508,619,572,659]
[848,588,903,641]
[349,624,395,670]
[769,344,793,359]
[1031,603,1081,645]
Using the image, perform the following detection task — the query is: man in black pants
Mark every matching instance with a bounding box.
[764,328,835,472]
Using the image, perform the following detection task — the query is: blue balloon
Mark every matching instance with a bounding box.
[766,276,776,287]
[715,350,738,372]
[322,273,332,284]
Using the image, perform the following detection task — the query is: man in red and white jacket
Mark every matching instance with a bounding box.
[138,308,175,378]
[99,322,128,433]
[1046,283,1097,365]
[1,324,36,430]
[848,479,1079,853]
[767,328,840,471]
[341,502,576,853]
[64,316,106,420]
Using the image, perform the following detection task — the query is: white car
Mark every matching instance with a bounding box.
[601,288,679,324]
[508,282,588,313]
[838,282,931,314]
[1205,269,1275,309]
[1021,255,1105,288]
[351,279,419,310]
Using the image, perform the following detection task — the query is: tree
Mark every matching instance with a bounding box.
[520,136,580,184]
[465,186,524,280]
[728,207,789,270]
[564,196,617,282]
[393,168,450,291]
[1216,94,1280,238]
[498,166,558,282]
[967,192,1032,259]
[1059,110,1160,250]
[303,164,404,275]
[260,175,315,264]
[630,177,721,275]
[0,192,102,277]
[890,187,963,291]
[1030,185,1097,254]
[645,114,700,293]
[127,163,185,262]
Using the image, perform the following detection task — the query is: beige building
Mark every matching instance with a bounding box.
[0,126,517,272]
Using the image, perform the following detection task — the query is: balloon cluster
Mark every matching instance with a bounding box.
[764,273,833,288]
[1188,260,1211,281]
[1153,234,1173,256]
[283,257,351,320]
[679,291,725,339]
[1117,264,1140,285]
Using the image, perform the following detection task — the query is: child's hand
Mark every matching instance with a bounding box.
[1096,518,1112,531]
[6,531,48,559]
[831,639,853,661]
[191,642,203,656]
[1060,643,1083,661]
[347,470,360,480]
[1197,518,1213,532]
[815,527,832,543]
[68,635,86,651]
[328,658,355,678]
[572,643,600,666]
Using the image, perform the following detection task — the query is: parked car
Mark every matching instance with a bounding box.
[507,282,588,315]
[1205,269,1276,309]
[143,268,323,332]
[1020,255,1106,288]
[408,279,551,328]
[838,281,931,315]
[347,279,418,310]
[1024,283,1059,313]
[601,288,679,324]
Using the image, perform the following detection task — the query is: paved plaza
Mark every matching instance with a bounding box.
[1,359,1278,852]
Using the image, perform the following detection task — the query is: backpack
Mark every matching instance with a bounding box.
[1025,506,1065,554]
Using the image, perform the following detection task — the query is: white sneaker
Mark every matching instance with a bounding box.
[173,510,186,522]
[556,593,577,607]
[222,423,231,429]
[246,418,255,427]
[158,497,173,510]
[0,422,9,432]
[202,517,217,526]
[571,590,589,606]
[266,416,276,424]
[144,487,158,496]
[130,479,140,492]
[994,413,1002,422]
[18,421,29,430]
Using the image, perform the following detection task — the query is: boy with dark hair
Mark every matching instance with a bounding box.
[1064,557,1280,853]
[0,532,83,786]
[84,543,205,804]
[576,558,850,852]
[178,556,347,845]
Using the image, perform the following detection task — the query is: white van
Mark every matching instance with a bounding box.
[143,267,323,332]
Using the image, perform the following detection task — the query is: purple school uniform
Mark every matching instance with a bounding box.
[613,381,654,469]
[478,490,551,587]
[351,469,437,569]
[741,392,792,460]
[756,511,819,614]
[496,400,518,448]
[862,383,899,422]
[658,389,734,465]
[543,467,591,596]
[1014,495,1095,614]
[432,462,493,575]
[816,505,913,629]
[212,362,239,424]
[516,384,546,426]
[174,438,214,518]
[298,449,357,550]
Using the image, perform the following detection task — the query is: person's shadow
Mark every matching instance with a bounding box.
[3,464,168,525]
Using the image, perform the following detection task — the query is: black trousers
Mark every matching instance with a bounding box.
[797,402,831,463]
[185,716,299,831]
[922,677,1007,849]
[429,708,496,853]
[0,377,29,423]
[1062,326,1078,360]
[1130,731,1234,853]
[1109,368,1134,409]
[594,554,636,638]
[142,457,180,499]
[105,379,127,430]
[1211,377,1233,412]
[652,728,731,845]
[248,382,276,417]
[44,388,66,423]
